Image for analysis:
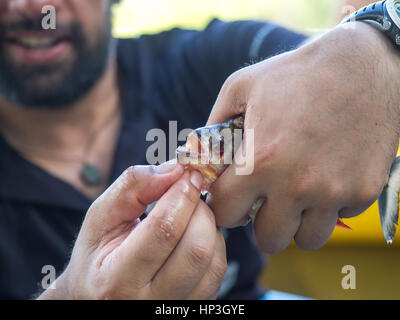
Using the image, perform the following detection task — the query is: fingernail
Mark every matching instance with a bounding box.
[190,171,203,190]
[154,160,178,174]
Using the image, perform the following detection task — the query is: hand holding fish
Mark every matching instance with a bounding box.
[39,162,227,299]
[190,23,400,253]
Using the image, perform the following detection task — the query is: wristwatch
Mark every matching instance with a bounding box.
[342,0,400,47]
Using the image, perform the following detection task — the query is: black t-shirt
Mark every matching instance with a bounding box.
[0,19,307,299]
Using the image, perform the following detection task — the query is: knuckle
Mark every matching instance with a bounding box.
[294,228,329,252]
[295,237,324,251]
[209,258,228,283]
[117,166,140,201]
[324,182,346,205]
[223,70,243,92]
[219,70,246,105]
[355,180,384,206]
[150,215,180,245]
[255,235,288,255]
[290,183,309,202]
[289,172,314,202]
[112,166,150,210]
[122,166,137,185]
[187,244,214,270]
[123,165,155,186]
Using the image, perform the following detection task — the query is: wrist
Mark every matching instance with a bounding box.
[346,21,400,117]
[336,21,400,64]
[300,21,399,66]
[297,21,400,114]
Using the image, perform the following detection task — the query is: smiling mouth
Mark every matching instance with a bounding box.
[3,32,73,65]
[6,35,70,50]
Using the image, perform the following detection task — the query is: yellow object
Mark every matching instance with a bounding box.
[329,146,400,245]
[330,202,394,245]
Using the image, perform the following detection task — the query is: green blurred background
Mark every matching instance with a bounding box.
[112,0,400,300]
[112,0,339,37]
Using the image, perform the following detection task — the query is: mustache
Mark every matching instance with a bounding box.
[1,18,48,33]
[0,18,83,41]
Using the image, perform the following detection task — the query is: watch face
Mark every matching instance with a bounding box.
[387,0,400,28]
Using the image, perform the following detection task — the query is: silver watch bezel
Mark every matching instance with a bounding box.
[386,0,400,29]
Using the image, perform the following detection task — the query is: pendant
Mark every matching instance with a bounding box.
[81,164,103,186]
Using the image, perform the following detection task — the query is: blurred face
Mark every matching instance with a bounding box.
[341,0,376,10]
[0,0,114,108]
[338,1,382,22]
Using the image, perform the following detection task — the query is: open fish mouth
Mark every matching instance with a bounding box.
[177,115,245,191]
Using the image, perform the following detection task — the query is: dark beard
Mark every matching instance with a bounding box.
[0,16,113,109]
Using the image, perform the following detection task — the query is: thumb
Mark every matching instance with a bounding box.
[81,160,184,243]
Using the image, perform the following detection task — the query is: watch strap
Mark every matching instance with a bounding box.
[343,0,400,47]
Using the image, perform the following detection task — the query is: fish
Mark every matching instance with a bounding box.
[378,157,400,244]
[177,115,399,243]
[176,115,245,192]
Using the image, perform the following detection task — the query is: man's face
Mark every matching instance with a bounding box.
[0,0,114,108]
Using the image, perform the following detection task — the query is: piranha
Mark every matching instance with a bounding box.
[176,114,400,244]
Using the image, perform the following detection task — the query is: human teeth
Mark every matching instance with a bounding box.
[16,37,56,48]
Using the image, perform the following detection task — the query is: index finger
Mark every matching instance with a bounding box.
[207,162,259,227]
[116,170,204,287]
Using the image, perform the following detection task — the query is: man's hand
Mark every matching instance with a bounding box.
[39,161,227,299]
[207,22,400,253]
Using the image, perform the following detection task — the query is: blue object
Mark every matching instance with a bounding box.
[260,290,312,300]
